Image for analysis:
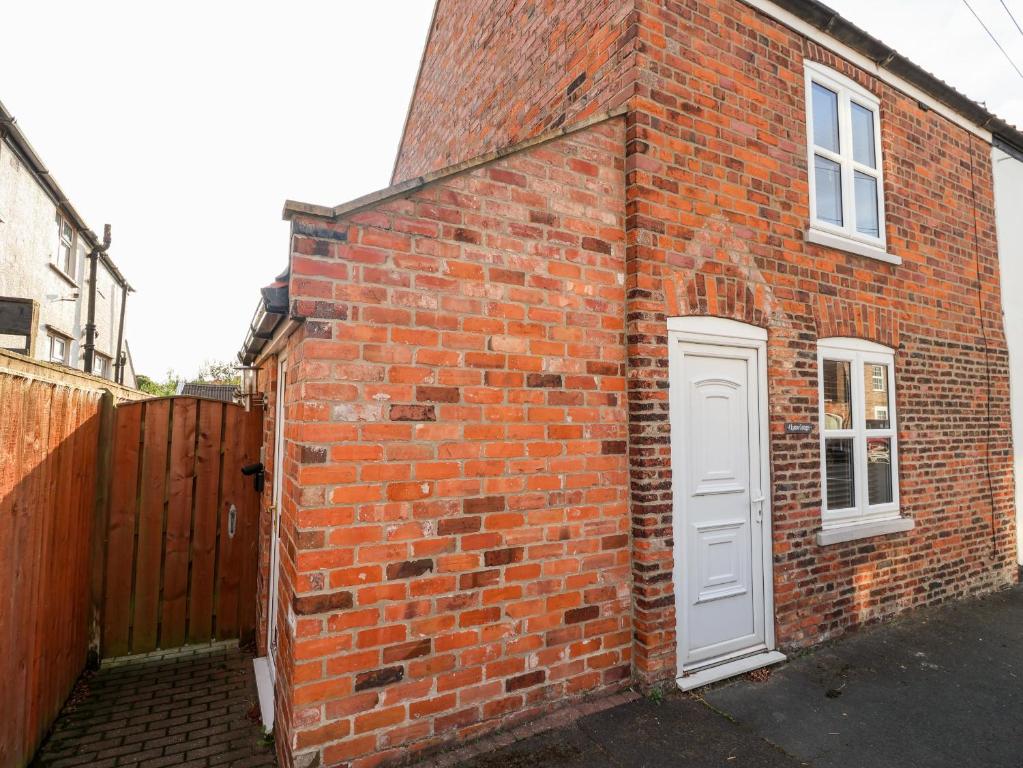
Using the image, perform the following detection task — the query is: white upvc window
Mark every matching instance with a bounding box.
[818,338,900,530]
[54,213,75,276]
[804,61,891,262]
[94,353,111,379]
[48,333,68,364]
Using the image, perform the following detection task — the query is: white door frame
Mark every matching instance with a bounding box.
[267,352,287,685]
[667,316,783,689]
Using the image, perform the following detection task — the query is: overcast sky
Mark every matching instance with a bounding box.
[2,0,1021,380]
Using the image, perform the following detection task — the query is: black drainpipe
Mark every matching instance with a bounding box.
[113,280,128,384]
[83,224,111,375]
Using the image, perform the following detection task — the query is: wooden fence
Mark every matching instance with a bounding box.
[0,351,261,767]
[100,397,261,657]
[0,355,143,768]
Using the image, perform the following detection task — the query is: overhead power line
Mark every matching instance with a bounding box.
[998,0,1023,40]
[962,0,1023,81]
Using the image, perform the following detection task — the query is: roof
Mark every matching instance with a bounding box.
[176,382,238,402]
[770,0,1022,150]
[0,98,132,291]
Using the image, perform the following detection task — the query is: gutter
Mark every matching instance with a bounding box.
[767,0,1023,154]
[238,271,291,365]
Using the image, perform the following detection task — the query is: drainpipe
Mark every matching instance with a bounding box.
[113,280,128,383]
[83,224,111,375]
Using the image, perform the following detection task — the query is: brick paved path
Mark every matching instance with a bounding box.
[33,641,276,768]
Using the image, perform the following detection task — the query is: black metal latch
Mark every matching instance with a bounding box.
[241,462,265,493]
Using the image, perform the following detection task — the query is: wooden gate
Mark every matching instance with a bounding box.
[100,396,262,657]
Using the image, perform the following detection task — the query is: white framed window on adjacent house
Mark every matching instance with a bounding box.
[804,61,896,264]
[817,338,912,545]
[871,364,885,391]
[48,332,69,365]
[94,353,111,379]
[54,213,75,277]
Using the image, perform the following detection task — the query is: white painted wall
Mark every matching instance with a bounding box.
[0,136,80,358]
[994,146,1023,565]
[0,135,131,382]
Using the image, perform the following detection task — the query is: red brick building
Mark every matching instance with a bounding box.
[238,1,1023,766]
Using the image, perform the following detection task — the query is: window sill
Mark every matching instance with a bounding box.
[806,228,901,265]
[816,516,914,546]
[48,263,78,288]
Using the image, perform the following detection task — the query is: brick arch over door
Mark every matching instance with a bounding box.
[663,271,773,329]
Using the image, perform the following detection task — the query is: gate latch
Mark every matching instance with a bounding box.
[241,462,265,493]
[228,504,238,538]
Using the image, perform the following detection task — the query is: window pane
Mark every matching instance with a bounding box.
[854,171,879,237]
[825,438,856,509]
[864,364,890,428]
[851,103,876,167]
[867,437,893,505]
[812,83,840,151]
[814,155,843,227]
[822,359,852,429]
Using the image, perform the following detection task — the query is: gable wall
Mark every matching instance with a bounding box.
[392,0,636,182]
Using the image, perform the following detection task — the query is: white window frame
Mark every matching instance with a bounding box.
[54,213,75,277]
[804,61,893,263]
[817,338,900,531]
[871,364,885,391]
[48,333,68,364]
[94,353,111,379]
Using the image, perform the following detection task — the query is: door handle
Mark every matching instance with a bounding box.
[751,492,765,524]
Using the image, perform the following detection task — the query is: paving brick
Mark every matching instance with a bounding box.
[33,646,275,768]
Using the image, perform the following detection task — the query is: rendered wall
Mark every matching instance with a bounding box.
[994,146,1023,565]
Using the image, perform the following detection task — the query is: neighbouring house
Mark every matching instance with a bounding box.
[176,381,239,402]
[0,98,135,387]
[238,1,1023,766]
[994,142,1023,566]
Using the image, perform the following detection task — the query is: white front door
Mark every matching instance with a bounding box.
[267,353,287,684]
[669,318,781,688]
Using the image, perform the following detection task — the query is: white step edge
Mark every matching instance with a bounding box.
[252,656,275,732]
[676,650,787,691]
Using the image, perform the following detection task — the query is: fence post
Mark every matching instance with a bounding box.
[89,390,116,665]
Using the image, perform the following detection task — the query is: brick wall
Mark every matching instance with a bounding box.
[257,1,1020,763]
[624,0,1017,680]
[391,0,636,182]
[279,120,630,767]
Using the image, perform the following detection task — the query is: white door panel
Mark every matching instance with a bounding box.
[670,335,771,674]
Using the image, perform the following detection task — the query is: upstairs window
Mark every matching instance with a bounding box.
[804,62,889,261]
[818,338,899,528]
[54,213,75,276]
